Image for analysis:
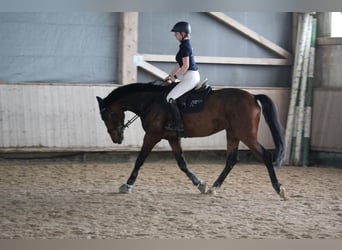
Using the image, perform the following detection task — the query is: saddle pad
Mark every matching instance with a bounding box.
[178,86,212,113]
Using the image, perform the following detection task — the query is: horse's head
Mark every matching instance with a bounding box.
[96,96,125,144]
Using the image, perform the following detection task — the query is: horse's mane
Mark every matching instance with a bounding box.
[104,82,172,105]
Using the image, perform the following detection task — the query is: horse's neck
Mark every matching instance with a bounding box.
[120,92,159,116]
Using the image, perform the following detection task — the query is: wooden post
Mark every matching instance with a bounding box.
[285,15,306,165]
[118,12,138,85]
[303,17,317,166]
[292,13,299,53]
[284,13,310,165]
[316,12,331,37]
[294,15,313,165]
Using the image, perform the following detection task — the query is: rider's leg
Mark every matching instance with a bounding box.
[165,71,200,132]
[165,98,184,132]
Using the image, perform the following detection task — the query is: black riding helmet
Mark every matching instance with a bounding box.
[171,21,191,34]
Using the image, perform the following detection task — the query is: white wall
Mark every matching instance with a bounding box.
[0,83,290,152]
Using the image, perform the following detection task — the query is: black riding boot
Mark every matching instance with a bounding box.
[165,98,184,132]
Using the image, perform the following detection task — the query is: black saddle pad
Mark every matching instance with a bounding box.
[177,84,212,113]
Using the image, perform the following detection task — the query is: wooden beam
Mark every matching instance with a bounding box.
[207,12,292,59]
[137,61,169,79]
[316,37,342,45]
[118,12,138,84]
[140,54,292,66]
[196,56,292,65]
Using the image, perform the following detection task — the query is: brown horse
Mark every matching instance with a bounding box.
[96,82,285,199]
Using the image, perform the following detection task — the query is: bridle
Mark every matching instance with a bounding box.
[100,107,139,131]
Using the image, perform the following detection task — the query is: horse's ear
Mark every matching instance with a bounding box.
[96,96,105,109]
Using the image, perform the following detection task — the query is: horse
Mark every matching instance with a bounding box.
[96,81,286,199]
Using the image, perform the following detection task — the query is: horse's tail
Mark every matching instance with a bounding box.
[255,94,284,167]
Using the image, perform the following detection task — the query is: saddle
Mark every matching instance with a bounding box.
[176,78,212,113]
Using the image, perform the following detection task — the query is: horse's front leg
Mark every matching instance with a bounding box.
[119,134,160,194]
[168,138,207,194]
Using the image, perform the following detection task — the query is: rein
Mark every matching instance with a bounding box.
[124,114,139,129]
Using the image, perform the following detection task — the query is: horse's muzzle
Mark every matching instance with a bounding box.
[108,128,124,144]
[110,134,123,144]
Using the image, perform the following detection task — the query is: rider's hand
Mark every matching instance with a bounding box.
[164,75,173,84]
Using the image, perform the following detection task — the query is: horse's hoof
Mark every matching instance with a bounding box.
[197,182,208,194]
[208,187,218,195]
[279,186,286,200]
[119,184,132,194]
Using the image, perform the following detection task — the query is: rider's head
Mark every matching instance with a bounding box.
[171,21,191,41]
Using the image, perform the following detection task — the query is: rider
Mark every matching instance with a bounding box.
[165,21,200,133]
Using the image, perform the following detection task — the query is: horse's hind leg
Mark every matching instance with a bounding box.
[168,138,207,193]
[209,135,239,194]
[244,139,285,199]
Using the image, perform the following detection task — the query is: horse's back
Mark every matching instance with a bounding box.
[207,88,258,111]
[211,87,255,100]
[206,88,261,129]
[180,87,260,136]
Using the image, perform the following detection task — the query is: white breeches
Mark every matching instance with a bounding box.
[166,70,200,101]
